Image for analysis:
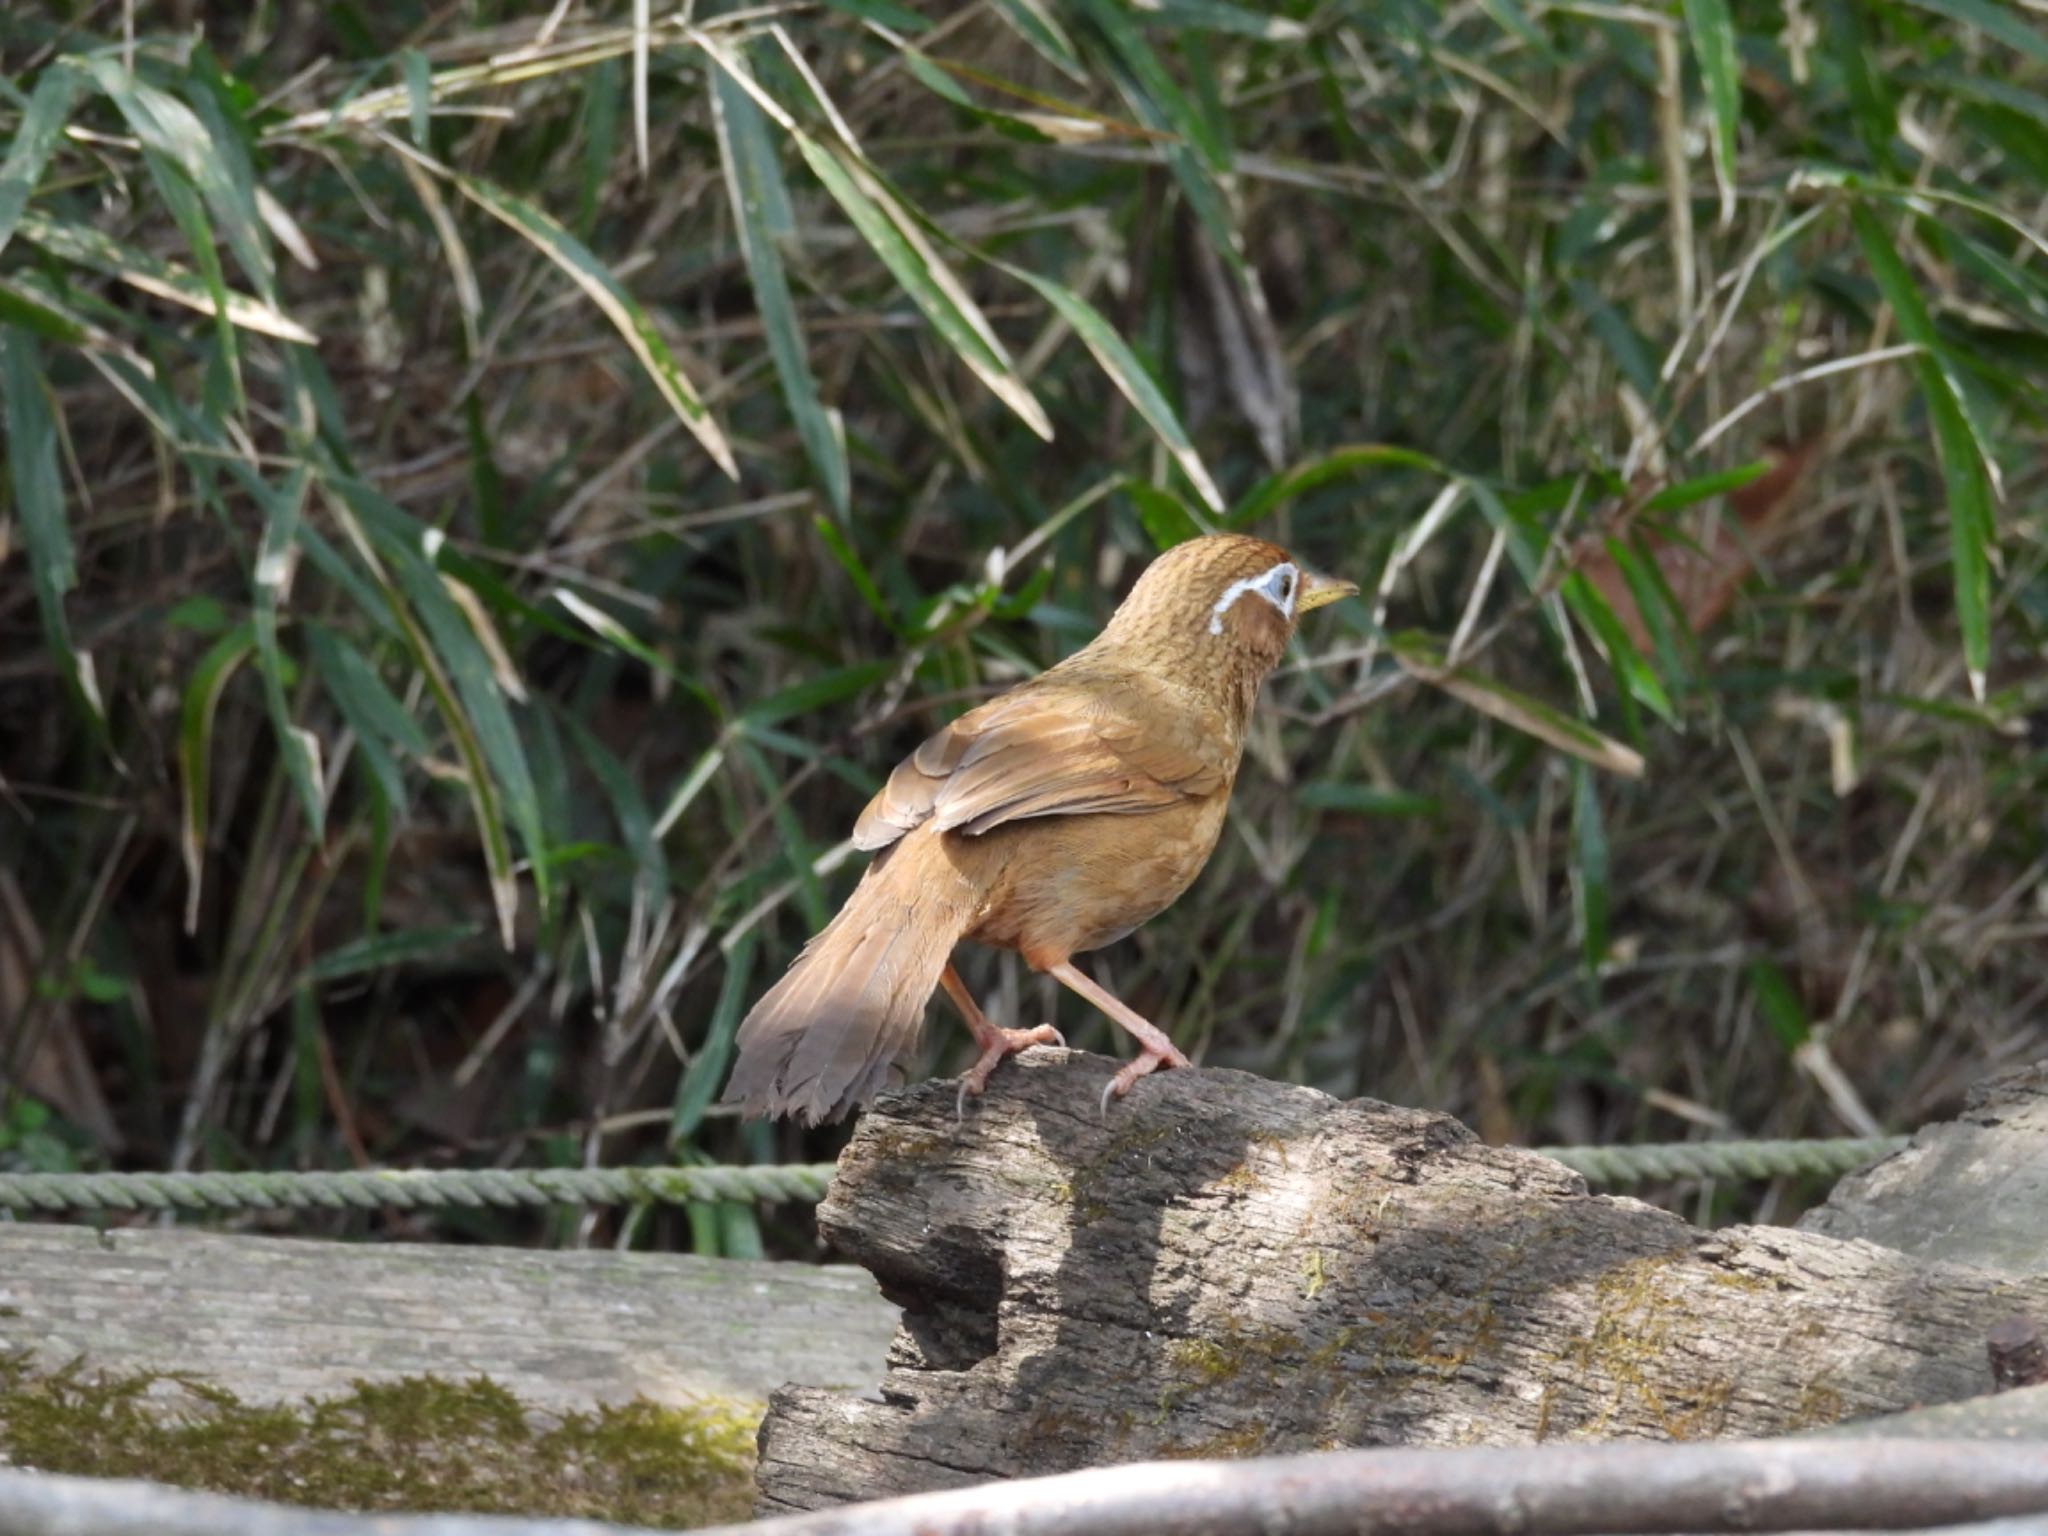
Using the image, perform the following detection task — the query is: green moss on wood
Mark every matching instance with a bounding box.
[0,1354,755,1526]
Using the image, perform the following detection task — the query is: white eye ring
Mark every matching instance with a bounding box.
[1209,561,1300,634]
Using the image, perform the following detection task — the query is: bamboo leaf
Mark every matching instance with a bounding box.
[1231,444,1446,529]
[1570,762,1610,971]
[565,716,665,900]
[305,623,416,811]
[1010,265,1225,511]
[305,924,482,984]
[1681,0,1741,226]
[987,0,1087,79]
[419,153,737,478]
[742,660,893,728]
[0,329,102,727]
[1561,569,1677,725]
[705,37,1053,439]
[0,62,83,261]
[1850,203,1997,698]
[1391,632,1647,778]
[179,623,257,933]
[1127,478,1205,550]
[250,464,326,835]
[1070,0,1241,264]
[713,59,850,518]
[1644,460,1772,513]
[670,930,758,1144]
[322,481,538,947]
[16,212,317,342]
[1900,0,2048,67]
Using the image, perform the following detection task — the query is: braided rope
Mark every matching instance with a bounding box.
[0,1138,1907,1214]
[0,1163,837,1214]
[1538,1136,1908,1186]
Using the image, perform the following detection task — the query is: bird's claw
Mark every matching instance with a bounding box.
[1098,1042,1194,1118]
[954,1023,1064,1119]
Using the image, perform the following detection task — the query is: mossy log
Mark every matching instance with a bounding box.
[756,1048,2048,1515]
[0,1225,896,1522]
[0,1225,895,1413]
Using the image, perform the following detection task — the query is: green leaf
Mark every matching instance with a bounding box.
[987,0,1087,79]
[0,62,83,261]
[564,715,665,901]
[1296,783,1441,817]
[16,211,316,342]
[821,0,930,28]
[797,134,1052,439]
[1126,478,1204,550]
[1561,569,1677,725]
[1231,444,1447,529]
[178,622,258,932]
[1071,0,1241,264]
[435,162,737,478]
[1603,535,1697,690]
[1137,0,1309,40]
[1850,203,1997,697]
[1746,958,1811,1051]
[704,41,1052,441]
[87,56,274,338]
[401,48,433,147]
[250,465,325,836]
[1899,0,2048,66]
[1389,632,1647,778]
[1644,460,1771,512]
[713,60,849,518]
[305,924,482,984]
[1570,763,1609,972]
[305,622,427,810]
[1569,278,1663,413]
[670,931,758,1144]
[742,660,892,729]
[1681,0,1741,225]
[1009,266,1224,511]
[322,480,541,946]
[813,515,894,626]
[0,329,101,728]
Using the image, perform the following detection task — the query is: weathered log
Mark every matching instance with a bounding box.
[755,1048,2048,1513]
[0,1224,896,1411]
[1800,1059,2048,1279]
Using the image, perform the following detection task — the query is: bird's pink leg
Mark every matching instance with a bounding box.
[941,964,1063,1112]
[1044,960,1192,1113]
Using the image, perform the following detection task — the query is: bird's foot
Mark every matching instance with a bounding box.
[1099,1039,1193,1117]
[955,1024,1065,1119]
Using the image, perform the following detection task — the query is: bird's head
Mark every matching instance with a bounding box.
[1102,533,1357,675]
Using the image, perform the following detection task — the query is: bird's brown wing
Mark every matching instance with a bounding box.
[851,680,1228,851]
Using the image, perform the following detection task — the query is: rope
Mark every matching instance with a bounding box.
[0,1163,836,1214]
[0,1138,1908,1214]
[1538,1136,1908,1186]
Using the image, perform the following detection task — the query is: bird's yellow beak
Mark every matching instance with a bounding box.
[1294,568,1359,614]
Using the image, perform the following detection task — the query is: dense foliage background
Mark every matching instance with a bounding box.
[2,0,2044,1250]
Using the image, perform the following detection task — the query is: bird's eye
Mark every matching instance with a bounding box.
[1275,569,1295,602]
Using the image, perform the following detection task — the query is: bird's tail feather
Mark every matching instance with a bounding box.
[720,833,975,1125]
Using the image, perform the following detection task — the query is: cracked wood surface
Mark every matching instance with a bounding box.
[756,1048,2048,1513]
[0,1225,897,1412]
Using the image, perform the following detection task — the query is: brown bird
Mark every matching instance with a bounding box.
[721,533,1357,1124]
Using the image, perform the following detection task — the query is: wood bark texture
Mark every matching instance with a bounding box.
[0,1225,897,1411]
[756,1048,2048,1513]
[1800,1059,2048,1279]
